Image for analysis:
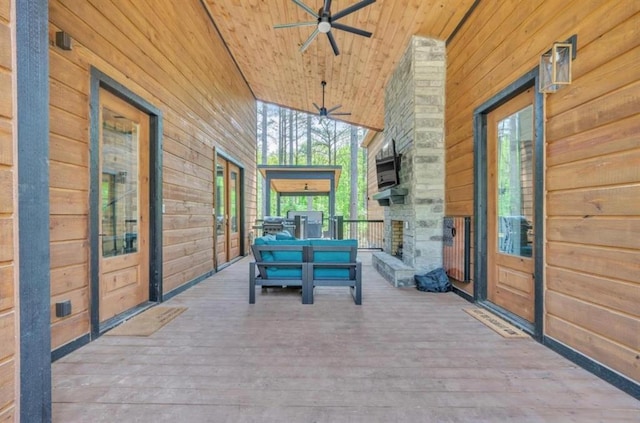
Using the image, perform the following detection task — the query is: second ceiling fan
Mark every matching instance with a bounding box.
[275,0,376,56]
[313,80,351,118]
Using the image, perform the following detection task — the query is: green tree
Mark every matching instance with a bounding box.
[256,101,368,221]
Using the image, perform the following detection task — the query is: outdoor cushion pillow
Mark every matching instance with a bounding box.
[310,239,357,263]
[265,239,310,262]
[313,266,350,279]
[254,235,277,261]
[309,239,357,278]
[275,230,296,240]
[265,267,303,279]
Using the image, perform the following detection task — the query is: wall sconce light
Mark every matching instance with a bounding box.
[55,31,73,51]
[539,34,577,93]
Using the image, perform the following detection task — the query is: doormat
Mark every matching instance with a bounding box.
[463,308,529,338]
[105,306,187,336]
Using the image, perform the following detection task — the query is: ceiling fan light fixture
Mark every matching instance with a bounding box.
[318,21,331,34]
[318,20,331,33]
[275,0,375,56]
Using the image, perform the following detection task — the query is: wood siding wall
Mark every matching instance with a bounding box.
[0,0,17,419]
[446,0,640,383]
[48,0,256,350]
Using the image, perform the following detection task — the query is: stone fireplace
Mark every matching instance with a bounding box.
[372,36,446,287]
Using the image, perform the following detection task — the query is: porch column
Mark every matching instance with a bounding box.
[16,0,52,420]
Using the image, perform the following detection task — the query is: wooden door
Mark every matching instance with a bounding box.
[215,158,228,266]
[227,162,241,259]
[215,157,242,267]
[487,88,536,323]
[98,89,150,322]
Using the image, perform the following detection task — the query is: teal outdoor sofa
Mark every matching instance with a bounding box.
[249,235,361,305]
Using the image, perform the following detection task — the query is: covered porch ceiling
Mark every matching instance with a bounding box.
[258,165,342,195]
[203,0,478,131]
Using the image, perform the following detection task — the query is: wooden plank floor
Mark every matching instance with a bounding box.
[52,253,640,422]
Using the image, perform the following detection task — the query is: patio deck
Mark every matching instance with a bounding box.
[52,253,640,422]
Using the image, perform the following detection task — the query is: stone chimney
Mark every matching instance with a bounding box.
[372,36,446,287]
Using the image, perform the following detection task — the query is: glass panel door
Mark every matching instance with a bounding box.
[230,170,238,233]
[101,108,139,258]
[215,159,227,266]
[497,106,534,258]
[228,164,240,259]
[98,89,150,323]
[487,88,536,323]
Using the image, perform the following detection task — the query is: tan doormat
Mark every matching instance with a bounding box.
[106,306,187,336]
[464,308,529,338]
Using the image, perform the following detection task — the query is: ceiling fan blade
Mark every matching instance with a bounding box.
[300,28,320,53]
[274,21,317,29]
[329,112,352,116]
[322,0,332,15]
[331,22,372,38]
[327,31,340,56]
[292,0,319,18]
[313,103,321,111]
[327,104,342,113]
[332,0,376,21]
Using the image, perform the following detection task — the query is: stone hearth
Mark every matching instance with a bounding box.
[372,251,414,287]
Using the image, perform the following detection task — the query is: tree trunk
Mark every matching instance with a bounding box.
[349,126,358,238]
[289,109,294,165]
[361,140,367,211]
[333,120,337,164]
[306,115,312,165]
[278,108,284,164]
[306,115,312,210]
[294,112,298,165]
[261,103,268,217]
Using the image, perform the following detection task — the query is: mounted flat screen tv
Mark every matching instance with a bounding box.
[375,139,401,191]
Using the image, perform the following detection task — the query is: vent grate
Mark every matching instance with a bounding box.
[443,216,471,282]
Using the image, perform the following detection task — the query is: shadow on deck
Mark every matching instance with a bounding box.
[52,253,640,422]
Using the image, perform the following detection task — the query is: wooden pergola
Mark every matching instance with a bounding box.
[258,165,342,218]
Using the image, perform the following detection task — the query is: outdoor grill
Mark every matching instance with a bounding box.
[260,216,295,236]
[262,216,285,234]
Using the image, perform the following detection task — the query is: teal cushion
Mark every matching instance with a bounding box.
[310,239,357,263]
[314,250,349,262]
[275,230,295,240]
[255,239,309,278]
[310,238,358,248]
[254,235,276,244]
[266,239,310,262]
[309,239,356,279]
[254,235,276,261]
[314,267,350,279]
[265,267,303,278]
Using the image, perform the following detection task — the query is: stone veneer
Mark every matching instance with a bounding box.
[372,36,446,287]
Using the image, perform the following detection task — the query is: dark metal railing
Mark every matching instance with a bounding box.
[329,217,384,250]
[254,216,384,250]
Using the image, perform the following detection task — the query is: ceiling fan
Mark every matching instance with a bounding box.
[313,80,351,118]
[274,0,376,56]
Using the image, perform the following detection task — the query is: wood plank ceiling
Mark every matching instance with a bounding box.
[203,0,477,132]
